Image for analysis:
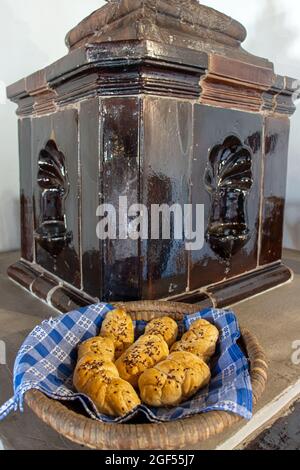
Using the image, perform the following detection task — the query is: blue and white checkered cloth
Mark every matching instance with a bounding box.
[0,303,252,423]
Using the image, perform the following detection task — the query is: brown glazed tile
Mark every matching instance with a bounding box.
[7,261,38,290]
[26,69,47,95]
[168,291,213,309]
[259,116,290,265]
[50,287,93,313]
[208,55,273,89]
[31,274,57,301]
[80,97,102,299]
[140,97,192,299]
[19,119,34,262]
[189,104,263,291]
[100,96,141,302]
[207,263,292,308]
[32,109,81,288]
[200,55,274,113]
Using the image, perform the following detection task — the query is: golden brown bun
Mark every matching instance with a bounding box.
[100,308,134,359]
[73,353,119,393]
[73,353,140,417]
[144,316,178,347]
[77,336,115,361]
[190,319,219,341]
[138,351,211,407]
[115,334,169,388]
[171,319,219,362]
[98,378,141,417]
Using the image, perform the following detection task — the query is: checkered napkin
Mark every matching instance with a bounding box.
[0,303,252,423]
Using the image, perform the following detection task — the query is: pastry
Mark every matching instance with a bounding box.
[100,308,135,359]
[99,377,141,417]
[77,336,115,361]
[73,353,119,393]
[73,353,140,417]
[138,351,211,407]
[144,316,178,347]
[171,318,219,362]
[115,334,169,388]
[189,319,219,342]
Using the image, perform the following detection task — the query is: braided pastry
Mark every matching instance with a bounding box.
[73,352,140,417]
[115,334,169,388]
[171,318,219,362]
[100,308,135,359]
[77,336,115,361]
[138,351,211,407]
[144,316,178,347]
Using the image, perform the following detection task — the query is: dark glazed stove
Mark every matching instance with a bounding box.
[7,0,298,313]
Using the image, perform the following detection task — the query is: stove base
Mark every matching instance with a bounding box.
[7,260,293,313]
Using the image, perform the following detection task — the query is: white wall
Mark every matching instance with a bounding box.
[0,0,299,252]
[0,0,104,252]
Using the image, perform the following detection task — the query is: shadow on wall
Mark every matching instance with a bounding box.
[286,105,300,251]
[0,195,20,251]
[0,0,103,254]
[0,1,47,253]
[0,100,20,252]
[245,0,300,251]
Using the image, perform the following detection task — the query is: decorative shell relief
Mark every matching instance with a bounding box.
[204,136,253,194]
[204,135,253,261]
[37,140,69,194]
[35,140,72,256]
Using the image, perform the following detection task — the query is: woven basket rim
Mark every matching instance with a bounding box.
[25,301,268,450]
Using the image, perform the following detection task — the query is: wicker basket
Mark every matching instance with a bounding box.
[25,301,268,450]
